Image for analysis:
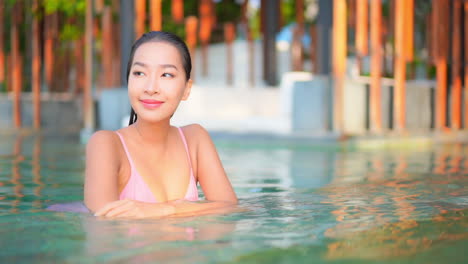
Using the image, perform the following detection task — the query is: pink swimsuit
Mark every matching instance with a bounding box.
[115,127,198,203]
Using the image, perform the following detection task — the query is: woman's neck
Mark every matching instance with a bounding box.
[133,120,171,145]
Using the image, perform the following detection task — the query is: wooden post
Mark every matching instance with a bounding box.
[32,0,41,129]
[242,0,254,86]
[44,13,57,92]
[393,0,407,131]
[332,0,347,133]
[292,0,304,71]
[135,0,146,39]
[84,0,95,131]
[310,25,317,73]
[465,0,468,128]
[224,23,236,85]
[433,0,450,130]
[451,0,462,129]
[370,0,382,132]
[185,16,198,80]
[11,3,21,128]
[102,6,113,88]
[404,0,414,62]
[172,0,184,23]
[199,0,213,77]
[0,2,4,84]
[150,0,162,31]
[355,0,368,74]
[74,37,84,94]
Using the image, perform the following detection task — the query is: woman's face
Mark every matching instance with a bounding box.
[128,42,191,123]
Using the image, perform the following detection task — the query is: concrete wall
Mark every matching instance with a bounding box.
[0,93,83,133]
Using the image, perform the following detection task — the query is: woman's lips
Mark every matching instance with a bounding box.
[140,99,164,109]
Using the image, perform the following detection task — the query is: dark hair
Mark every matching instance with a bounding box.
[128,31,192,125]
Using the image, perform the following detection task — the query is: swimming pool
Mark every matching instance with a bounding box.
[0,134,466,263]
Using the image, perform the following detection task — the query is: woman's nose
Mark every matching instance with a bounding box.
[144,80,160,94]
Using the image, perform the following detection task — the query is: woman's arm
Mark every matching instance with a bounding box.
[192,124,238,203]
[84,131,121,213]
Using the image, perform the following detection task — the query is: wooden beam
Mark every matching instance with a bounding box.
[224,23,235,85]
[84,0,95,131]
[332,0,347,133]
[199,0,213,77]
[393,0,407,131]
[355,0,368,73]
[465,0,468,128]
[404,0,414,61]
[433,0,450,130]
[135,0,146,38]
[451,0,462,129]
[32,0,41,129]
[0,2,4,84]
[172,0,184,23]
[11,3,21,128]
[370,0,383,132]
[102,6,113,88]
[150,0,162,31]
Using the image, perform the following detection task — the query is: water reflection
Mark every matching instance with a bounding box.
[0,135,467,262]
[81,215,237,262]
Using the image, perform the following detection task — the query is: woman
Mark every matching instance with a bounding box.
[84,31,237,218]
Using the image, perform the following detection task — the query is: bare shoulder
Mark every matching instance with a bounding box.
[179,124,212,144]
[86,130,120,152]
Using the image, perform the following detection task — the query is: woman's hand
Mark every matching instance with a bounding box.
[94,199,175,219]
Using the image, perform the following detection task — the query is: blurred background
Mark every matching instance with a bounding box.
[0,0,464,138]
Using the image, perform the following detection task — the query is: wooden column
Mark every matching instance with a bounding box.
[185,16,198,80]
[292,0,304,71]
[465,0,468,128]
[433,0,450,130]
[84,0,95,131]
[393,0,407,131]
[102,6,113,88]
[32,0,41,129]
[135,0,146,38]
[150,0,162,31]
[242,0,254,86]
[172,0,184,23]
[224,23,235,85]
[44,13,57,92]
[370,0,382,132]
[404,0,414,61]
[451,0,462,129]
[355,0,368,74]
[0,2,4,84]
[199,0,213,77]
[11,3,21,128]
[332,0,347,133]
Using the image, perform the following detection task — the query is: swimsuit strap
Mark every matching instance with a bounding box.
[177,127,194,173]
[115,131,136,169]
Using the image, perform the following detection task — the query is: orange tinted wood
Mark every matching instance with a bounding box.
[332,0,347,132]
[451,0,462,129]
[150,0,162,31]
[370,0,383,132]
[32,0,41,129]
[135,0,146,39]
[394,0,406,131]
[356,0,368,57]
[172,0,184,23]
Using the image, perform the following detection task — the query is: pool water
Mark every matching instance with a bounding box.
[0,134,467,263]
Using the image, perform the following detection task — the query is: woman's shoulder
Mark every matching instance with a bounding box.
[86,130,121,150]
[179,124,212,144]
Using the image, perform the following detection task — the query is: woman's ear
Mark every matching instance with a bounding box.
[182,79,193,101]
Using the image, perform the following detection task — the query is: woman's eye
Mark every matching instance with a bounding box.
[132,71,144,77]
[162,73,174,78]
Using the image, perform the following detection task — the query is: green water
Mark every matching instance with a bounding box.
[0,134,467,263]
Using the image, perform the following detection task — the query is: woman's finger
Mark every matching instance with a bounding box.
[105,202,135,218]
[94,199,131,216]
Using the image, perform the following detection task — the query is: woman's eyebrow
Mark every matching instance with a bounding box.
[159,64,179,71]
[132,61,147,68]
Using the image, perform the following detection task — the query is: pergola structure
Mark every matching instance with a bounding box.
[0,0,466,135]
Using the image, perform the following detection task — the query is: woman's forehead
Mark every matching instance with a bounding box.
[133,42,183,65]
